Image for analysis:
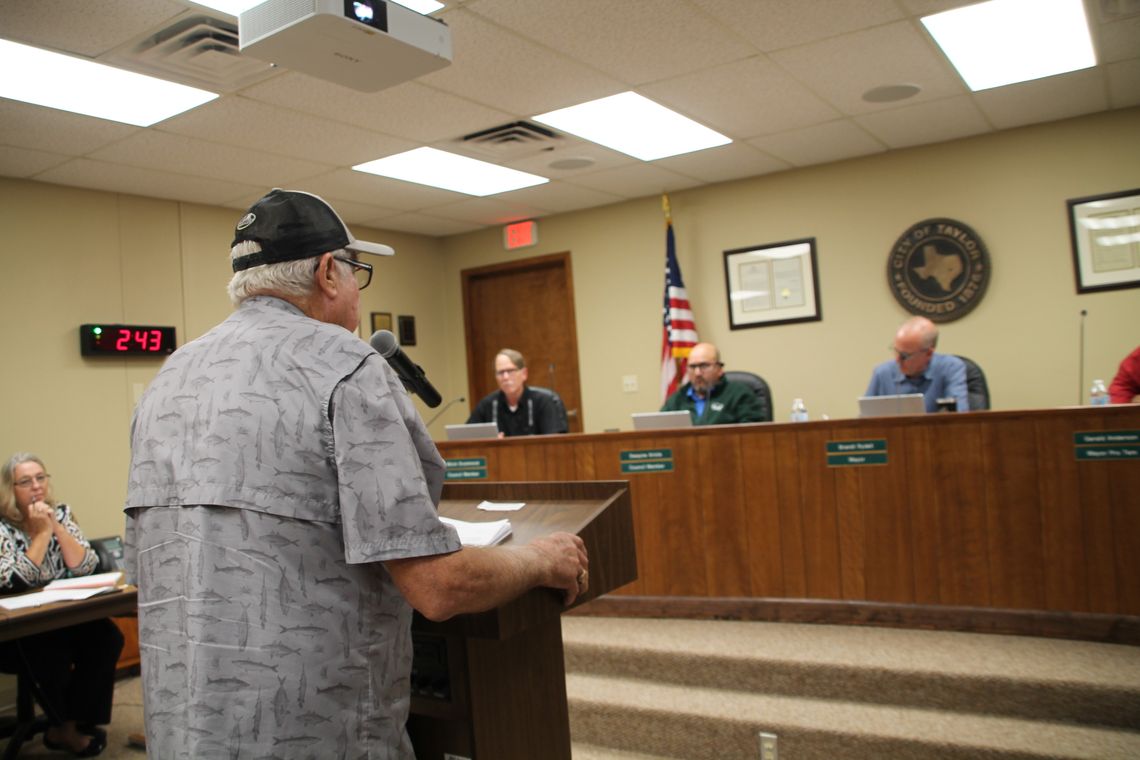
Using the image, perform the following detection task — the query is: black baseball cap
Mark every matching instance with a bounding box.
[231,189,394,272]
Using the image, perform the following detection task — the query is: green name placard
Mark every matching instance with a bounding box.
[619,448,674,474]
[1073,430,1140,461]
[826,439,887,467]
[445,457,488,480]
[446,457,487,469]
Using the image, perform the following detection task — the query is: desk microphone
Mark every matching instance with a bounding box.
[370,330,443,408]
[425,396,466,427]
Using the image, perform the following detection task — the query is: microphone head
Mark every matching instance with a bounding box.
[370,329,398,358]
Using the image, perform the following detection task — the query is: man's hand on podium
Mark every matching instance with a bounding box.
[530,531,589,606]
[387,531,588,620]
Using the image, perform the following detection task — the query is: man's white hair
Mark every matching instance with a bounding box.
[227,241,349,306]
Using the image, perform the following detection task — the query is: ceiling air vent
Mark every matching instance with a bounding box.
[454,121,565,161]
[104,13,278,93]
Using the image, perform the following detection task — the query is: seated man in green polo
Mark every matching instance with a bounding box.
[660,342,763,425]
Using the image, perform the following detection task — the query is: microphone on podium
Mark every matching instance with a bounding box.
[370,330,443,408]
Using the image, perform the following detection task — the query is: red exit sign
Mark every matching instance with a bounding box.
[504,220,537,250]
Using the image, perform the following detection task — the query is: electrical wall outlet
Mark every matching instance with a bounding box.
[622,374,638,392]
[758,731,778,760]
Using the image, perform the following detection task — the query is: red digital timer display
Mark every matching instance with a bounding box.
[80,324,176,356]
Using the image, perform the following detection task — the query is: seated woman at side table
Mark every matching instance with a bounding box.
[0,452,123,758]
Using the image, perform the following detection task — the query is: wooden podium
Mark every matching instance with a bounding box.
[407,481,637,760]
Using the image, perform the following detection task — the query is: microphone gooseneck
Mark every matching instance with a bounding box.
[424,396,467,427]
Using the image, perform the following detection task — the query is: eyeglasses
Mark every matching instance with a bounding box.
[334,256,372,290]
[13,473,50,489]
[688,362,723,372]
[495,367,521,377]
[891,346,930,362]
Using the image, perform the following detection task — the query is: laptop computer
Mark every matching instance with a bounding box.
[631,410,694,431]
[444,422,500,441]
[858,394,926,418]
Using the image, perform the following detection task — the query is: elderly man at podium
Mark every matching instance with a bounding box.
[124,189,588,759]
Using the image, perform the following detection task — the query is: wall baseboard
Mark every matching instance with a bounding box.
[571,596,1140,646]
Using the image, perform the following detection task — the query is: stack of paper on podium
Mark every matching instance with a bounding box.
[440,516,512,546]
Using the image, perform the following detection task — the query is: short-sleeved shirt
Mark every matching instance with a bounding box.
[466,385,568,436]
[865,353,969,412]
[125,296,460,759]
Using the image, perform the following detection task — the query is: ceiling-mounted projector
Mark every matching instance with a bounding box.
[239,0,452,93]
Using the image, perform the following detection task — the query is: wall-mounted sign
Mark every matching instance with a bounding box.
[1073,430,1139,461]
[504,220,537,250]
[826,439,888,467]
[620,448,674,473]
[887,218,990,323]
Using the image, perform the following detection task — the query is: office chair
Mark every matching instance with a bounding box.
[722,370,774,422]
[954,355,990,410]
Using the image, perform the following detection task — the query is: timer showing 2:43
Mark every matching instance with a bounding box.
[79,324,177,356]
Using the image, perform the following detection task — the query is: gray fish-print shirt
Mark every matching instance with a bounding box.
[124,296,460,759]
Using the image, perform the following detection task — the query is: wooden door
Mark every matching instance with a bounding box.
[462,252,583,432]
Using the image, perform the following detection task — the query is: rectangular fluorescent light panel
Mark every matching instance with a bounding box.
[534,91,730,161]
[354,147,549,196]
[0,39,217,127]
[921,0,1095,91]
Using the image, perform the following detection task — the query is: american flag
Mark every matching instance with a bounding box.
[660,195,697,400]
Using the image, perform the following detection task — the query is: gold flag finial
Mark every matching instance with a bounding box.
[662,193,672,224]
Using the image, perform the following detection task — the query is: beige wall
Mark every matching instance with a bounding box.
[440,107,1140,431]
[2,106,1138,540]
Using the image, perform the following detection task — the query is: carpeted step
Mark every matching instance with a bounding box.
[567,672,1140,760]
[562,617,1140,730]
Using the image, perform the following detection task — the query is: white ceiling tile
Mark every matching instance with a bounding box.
[495,181,625,215]
[469,0,756,84]
[362,211,482,237]
[654,142,791,183]
[35,158,260,206]
[87,131,330,187]
[972,68,1111,130]
[422,196,551,226]
[691,0,904,51]
[156,96,413,167]
[417,8,625,116]
[1107,59,1140,108]
[0,0,187,57]
[642,57,842,138]
[562,163,705,199]
[771,21,965,115]
[748,120,886,167]
[240,73,515,144]
[1095,12,1140,63]
[501,142,635,178]
[0,101,138,154]
[298,168,470,212]
[0,145,71,177]
[855,96,990,149]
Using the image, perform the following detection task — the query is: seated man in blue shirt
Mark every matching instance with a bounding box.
[865,316,969,412]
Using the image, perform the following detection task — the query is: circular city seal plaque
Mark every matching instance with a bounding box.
[887,218,990,323]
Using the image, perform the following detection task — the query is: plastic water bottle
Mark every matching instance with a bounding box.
[790,398,809,422]
[1089,379,1109,406]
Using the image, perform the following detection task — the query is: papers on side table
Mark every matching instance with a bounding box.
[0,571,126,610]
[440,516,513,547]
[476,500,525,512]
